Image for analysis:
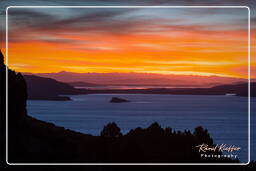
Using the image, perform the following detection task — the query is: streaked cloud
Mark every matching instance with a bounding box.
[0,0,254,78]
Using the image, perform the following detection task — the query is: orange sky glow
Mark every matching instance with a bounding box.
[4,8,254,79]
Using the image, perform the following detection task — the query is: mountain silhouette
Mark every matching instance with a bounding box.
[24,71,247,87]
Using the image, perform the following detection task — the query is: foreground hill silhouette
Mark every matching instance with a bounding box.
[0,50,252,165]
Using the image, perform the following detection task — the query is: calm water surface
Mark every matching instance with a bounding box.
[27,94,255,162]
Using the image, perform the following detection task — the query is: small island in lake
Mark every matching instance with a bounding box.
[110,97,130,103]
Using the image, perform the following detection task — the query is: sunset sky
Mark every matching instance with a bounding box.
[0,2,254,78]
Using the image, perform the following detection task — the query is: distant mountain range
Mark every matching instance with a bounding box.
[22,74,255,99]
[23,71,249,88]
[86,82,255,97]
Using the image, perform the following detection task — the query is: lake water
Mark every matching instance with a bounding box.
[27,94,255,163]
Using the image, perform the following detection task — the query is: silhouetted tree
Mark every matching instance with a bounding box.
[100,122,122,138]
[184,130,191,136]
[146,122,164,136]
[194,126,213,145]
[126,127,143,137]
[164,127,172,136]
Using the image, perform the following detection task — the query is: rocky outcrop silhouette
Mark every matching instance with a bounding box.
[0,50,6,164]
[1,49,28,162]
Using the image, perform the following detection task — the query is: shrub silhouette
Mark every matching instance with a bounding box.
[194,126,213,145]
[100,122,122,138]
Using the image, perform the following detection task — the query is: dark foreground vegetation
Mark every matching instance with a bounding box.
[1,50,256,170]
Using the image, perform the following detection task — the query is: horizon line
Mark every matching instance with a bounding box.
[19,70,250,79]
